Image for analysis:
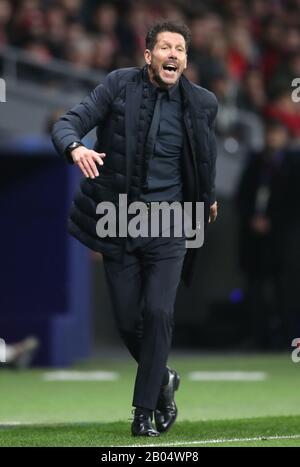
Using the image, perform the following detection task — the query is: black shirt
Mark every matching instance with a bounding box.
[140,75,184,202]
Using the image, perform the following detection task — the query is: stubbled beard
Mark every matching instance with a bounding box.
[150,68,166,87]
[153,72,167,87]
[149,64,178,88]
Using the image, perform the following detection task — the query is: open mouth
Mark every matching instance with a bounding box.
[162,64,178,74]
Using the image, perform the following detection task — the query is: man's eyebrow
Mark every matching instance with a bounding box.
[159,41,186,48]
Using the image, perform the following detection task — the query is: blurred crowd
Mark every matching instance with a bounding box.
[0,0,300,139]
[0,0,300,138]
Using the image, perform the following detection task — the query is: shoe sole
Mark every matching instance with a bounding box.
[131,429,160,437]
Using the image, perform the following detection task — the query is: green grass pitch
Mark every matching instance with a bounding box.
[0,353,300,447]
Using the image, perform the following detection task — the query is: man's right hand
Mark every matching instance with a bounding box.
[71,146,106,178]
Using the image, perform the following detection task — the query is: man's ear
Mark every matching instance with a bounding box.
[144,49,152,65]
[184,54,188,70]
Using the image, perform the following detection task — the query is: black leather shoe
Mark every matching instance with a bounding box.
[131,412,160,437]
[154,368,180,433]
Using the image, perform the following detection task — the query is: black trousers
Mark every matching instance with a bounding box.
[103,226,187,410]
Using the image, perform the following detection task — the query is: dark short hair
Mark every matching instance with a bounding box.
[145,20,191,51]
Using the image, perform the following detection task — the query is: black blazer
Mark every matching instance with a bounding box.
[52,66,218,286]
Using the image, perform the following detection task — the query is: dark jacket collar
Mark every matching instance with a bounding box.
[142,65,180,100]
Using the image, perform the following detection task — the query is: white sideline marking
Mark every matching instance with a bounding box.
[188,371,267,381]
[42,371,119,381]
[124,434,300,447]
[0,421,33,426]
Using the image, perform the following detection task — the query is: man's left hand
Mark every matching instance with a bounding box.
[209,201,218,223]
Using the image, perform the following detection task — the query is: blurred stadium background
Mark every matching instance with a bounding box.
[0,0,300,447]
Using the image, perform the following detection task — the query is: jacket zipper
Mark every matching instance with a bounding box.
[184,112,200,201]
